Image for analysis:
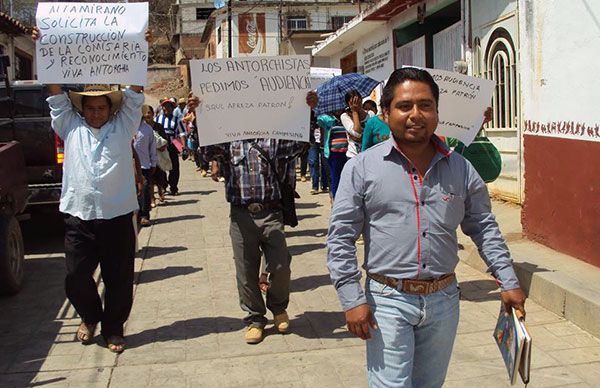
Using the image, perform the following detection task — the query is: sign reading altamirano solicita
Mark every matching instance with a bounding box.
[35,2,149,86]
[190,56,311,146]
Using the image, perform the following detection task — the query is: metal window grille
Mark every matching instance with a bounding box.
[287,17,307,31]
[330,16,354,30]
[485,37,517,129]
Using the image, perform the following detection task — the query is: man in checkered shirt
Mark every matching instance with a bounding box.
[199,91,317,344]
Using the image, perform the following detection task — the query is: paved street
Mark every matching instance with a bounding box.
[1,161,599,387]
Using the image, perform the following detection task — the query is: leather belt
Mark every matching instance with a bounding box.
[239,201,281,214]
[367,272,456,295]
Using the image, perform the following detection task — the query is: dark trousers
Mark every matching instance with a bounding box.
[328,151,348,198]
[308,143,329,191]
[229,205,291,328]
[139,168,152,219]
[300,148,308,177]
[196,146,209,170]
[167,143,180,194]
[64,212,135,338]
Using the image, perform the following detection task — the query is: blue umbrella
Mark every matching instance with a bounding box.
[315,73,380,116]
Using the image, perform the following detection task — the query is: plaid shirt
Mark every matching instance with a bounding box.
[207,139,305,205]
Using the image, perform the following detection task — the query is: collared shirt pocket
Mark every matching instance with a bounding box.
[431,186,465,229]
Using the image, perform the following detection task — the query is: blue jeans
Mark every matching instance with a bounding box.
[308,143,329,191]
[365,278,460,388]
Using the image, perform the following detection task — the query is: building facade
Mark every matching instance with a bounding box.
[198,0,366,66]
[312,0,600,266]
[0,12,35,81]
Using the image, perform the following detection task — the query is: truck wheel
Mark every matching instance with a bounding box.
[0,216,25,295]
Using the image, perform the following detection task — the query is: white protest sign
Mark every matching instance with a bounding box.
[423,68,494,145]
[190,55,311,146]
[310,67,341,90]
[36,2,149,85]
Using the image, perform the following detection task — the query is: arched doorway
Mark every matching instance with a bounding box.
[478,27,521,202]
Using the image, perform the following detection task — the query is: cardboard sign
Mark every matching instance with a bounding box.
[310,67,341,90]
[36,2,149,85]
[190,55,312,146]
[426,68,495,145]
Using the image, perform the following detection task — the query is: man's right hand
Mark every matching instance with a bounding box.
[345,304,377,340]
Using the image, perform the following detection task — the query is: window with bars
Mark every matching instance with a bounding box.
[330,16,354,30]
[196,8,214,20]
[484,29,517,129]
[287,17,307,31]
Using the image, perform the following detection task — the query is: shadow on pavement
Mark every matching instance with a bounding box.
[136,266,203,284]
[296,214,320,221]
[140,245,188,259]
[289,311,353,340]
[154,214,205,224]
[21,213,65,255]
[164,199,199,206]
[288,243,326,256]
[459,279,501,302]
[290,274,332,293]
[294,202,323,210]
[125,316,243,349]
[0,212,72,387]
[177,190,217,196]
[286,228,328,238]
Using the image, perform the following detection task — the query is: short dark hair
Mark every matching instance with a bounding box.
[363,99,377,112]
[380,68,439,112]
[82,95,113,110]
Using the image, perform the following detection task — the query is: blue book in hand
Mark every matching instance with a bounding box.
[493,305,532,385]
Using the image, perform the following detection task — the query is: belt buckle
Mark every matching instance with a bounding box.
[247,203,264,213]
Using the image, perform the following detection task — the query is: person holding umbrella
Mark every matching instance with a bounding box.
[315,73,379,200]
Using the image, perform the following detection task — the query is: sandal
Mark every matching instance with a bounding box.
[105,335,126,353]
[76,322,97,345]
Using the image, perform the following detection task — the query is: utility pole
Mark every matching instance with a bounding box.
[278,0,282,55]
[227,0,232,58]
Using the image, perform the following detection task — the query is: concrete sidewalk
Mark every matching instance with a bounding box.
[1,160,599,387]
[458,200,600,338]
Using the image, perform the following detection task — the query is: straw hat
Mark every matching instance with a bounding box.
[177,97,186,105]
[69,84,123,116]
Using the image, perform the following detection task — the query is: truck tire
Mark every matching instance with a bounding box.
[0,216,25,295]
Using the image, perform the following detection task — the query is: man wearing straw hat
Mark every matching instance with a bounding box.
[32,27,149,354]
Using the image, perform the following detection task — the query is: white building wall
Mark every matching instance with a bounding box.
[470,0,522,202]
[518,0,600,142]
[210,3,360,58]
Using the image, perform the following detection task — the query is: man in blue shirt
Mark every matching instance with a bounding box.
[133,117,158,226]
[327,68,526,387]
[46,82,143,354]
[34,26,149,354]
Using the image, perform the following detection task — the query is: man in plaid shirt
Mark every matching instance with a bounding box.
[199,92,316,344]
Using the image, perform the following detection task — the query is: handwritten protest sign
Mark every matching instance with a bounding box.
[418,68,495,145]
[36,2,148,85]
[310,67,341,90]
[190,55,311,146]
